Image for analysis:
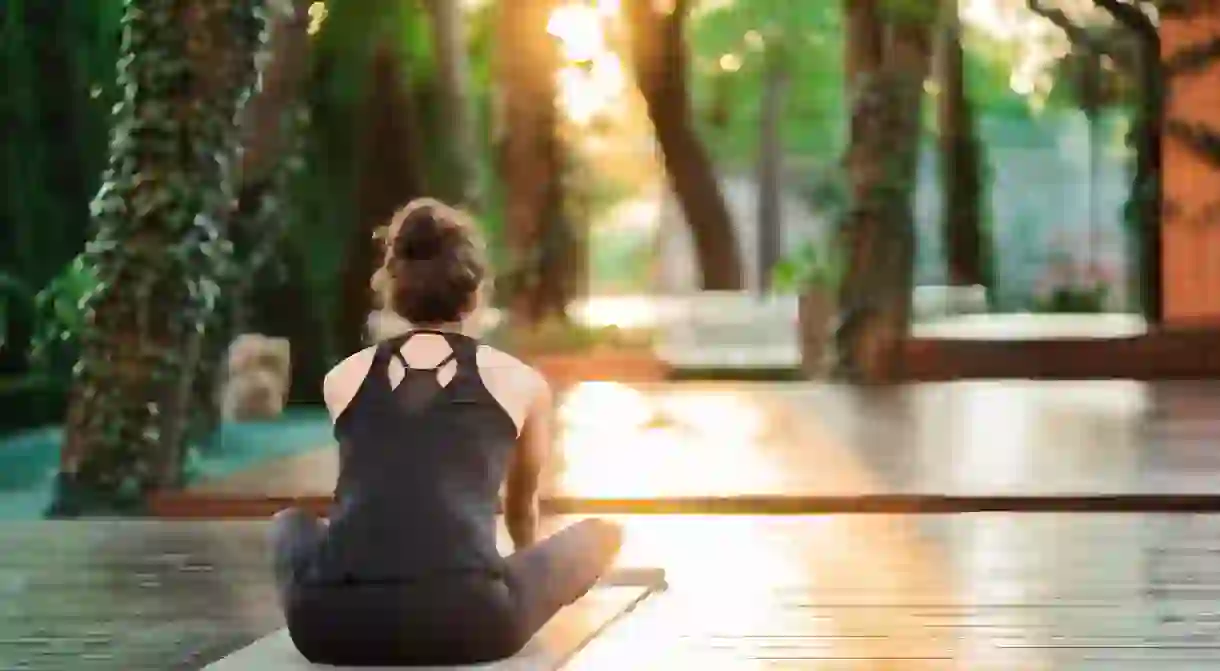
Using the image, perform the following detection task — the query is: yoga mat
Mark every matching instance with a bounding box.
[204,575,661,671]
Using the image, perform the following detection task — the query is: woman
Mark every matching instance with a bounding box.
[270,199,626,666]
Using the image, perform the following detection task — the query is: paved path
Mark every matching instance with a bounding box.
[4,515,1220,669]
[183,381,1220,502]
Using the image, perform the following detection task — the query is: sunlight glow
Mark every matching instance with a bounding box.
[307,2,327,36]
[569,294,665,330]
[547,1,628,125]
[961,0,1076,99]
[553,383,779,498]
[743,30,764,51]
[718,53,742,72]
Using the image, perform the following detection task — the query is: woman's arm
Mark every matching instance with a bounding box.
[504,374,553,550]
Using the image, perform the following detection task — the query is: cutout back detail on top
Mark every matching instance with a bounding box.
[302,329,519,586]
[386,339,459,413]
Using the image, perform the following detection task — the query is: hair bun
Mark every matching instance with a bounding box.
[378,198,487,325]
[394,207,449,261]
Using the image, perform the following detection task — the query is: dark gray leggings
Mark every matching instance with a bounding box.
[270,508,623,663]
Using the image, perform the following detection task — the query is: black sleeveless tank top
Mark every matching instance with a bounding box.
[302,330,520,585]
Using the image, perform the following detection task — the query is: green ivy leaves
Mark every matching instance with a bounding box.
[66,0,271,501]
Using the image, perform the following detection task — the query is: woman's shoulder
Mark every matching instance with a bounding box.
[322,346,379,420]
[326,345,380,382]
[475,344,549,396]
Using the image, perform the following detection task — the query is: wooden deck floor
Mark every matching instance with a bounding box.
[153,381,1220,516]
[5,515,1220,669]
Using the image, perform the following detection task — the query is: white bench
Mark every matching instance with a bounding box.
[652,293,801,369]
[911,284,988,321]
[204,583,654,671]
[651,286,988,370]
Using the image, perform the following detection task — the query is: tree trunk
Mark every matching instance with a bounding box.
[756,41,789,292]
[495,0,568,327]
[843,0,884,88]
[192,0,313,441]
[834,1,939,384]
[335,44,427,356]
[56,0,264,513]
[425,0,480,207]
[1133,39,1162,323]
[534,182,579,323]
[625,0,744,291]
[936,0,986,288]
[1027,0,1163,318]
[236,0,313,187]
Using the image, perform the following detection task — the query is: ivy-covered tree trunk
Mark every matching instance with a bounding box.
[625,0,744,291]
[1101,0,1163,324]
[935,0,988,289]
[1027,0,1163,319]
[55,0,265,513]
[1132,40,1162,322]
[191,0,313,439]
[335,43,427,356]
[495,0,569,327]
[834,0,940,383]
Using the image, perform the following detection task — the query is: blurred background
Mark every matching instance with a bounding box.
[1,0,1213,513]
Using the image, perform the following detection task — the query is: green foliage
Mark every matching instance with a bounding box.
[1030,248,1115,313]
[962,26,1039,119]
[28,256,98,373]
[686,3,1051,171]
[879,0,943,24]
[1,0,122,374]
[1032,285,1109,313]
[771,238,845,292]
[0,273,35,353]
[465,0,508,253]
[688,0,845,167]
[292,0,452,354]
[0,1,123,438]
[67,0,269,498]
[588,223,653,294]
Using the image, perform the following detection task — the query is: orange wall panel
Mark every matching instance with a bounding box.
[1161,11,1220,323]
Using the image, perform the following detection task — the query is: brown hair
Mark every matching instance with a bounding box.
[373,198,486,325]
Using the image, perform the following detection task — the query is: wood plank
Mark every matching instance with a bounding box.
[901,323,1220,380]
[148,491,1220,518]
[11,516,1220,668]
[202,586,653,671]
[147,381,1220,519]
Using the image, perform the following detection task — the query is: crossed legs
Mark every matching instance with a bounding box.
[268,509,624,654]
[502,518,624,646]
[270,507,327,605]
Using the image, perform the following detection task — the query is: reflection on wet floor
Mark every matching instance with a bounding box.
[184,380,1220,501]
[6,515,1220,669]
[18,382,1220,668]
[552,383,787,497]
[584,515,959,670]
[570,515,1220,670]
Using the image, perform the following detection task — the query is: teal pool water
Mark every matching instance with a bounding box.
[0,405,333,519]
